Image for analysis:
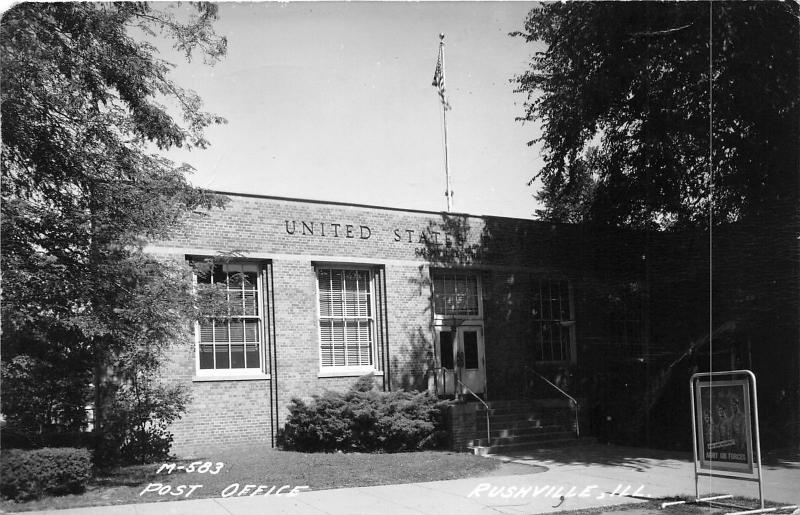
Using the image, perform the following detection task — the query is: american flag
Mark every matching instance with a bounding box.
[432,46,451,110]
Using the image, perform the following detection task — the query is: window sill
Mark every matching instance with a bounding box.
[318,370,383,378]
[434,315,483,321]
[192,374,271,382]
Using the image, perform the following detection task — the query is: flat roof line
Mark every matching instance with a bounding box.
[205,189,539,223]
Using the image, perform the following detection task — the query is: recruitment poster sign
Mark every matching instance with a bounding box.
[694,379,754,474]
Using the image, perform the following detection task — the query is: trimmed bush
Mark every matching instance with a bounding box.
[0,447,92,501]
[278,375,448,452]
[96,380,188,465]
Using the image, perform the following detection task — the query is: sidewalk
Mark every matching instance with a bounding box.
[17,444,800,515]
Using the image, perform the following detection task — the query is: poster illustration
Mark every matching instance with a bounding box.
[695,379,754,474]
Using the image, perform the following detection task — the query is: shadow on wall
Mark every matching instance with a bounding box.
[398,214,490,393]
[404,212,667,446]
[391,327,434,391]
[410,214,567,397]
[395,209,799,450]
[414,214,488,267]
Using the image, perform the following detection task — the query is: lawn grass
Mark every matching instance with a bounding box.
[0,447,533,512]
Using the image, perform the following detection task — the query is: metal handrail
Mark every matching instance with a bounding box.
[428,366,447,397]
[457,379,491,446]
[525,366,580,438]
[428,368,491,446]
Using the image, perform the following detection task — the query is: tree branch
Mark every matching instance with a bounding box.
[628,23,693,38]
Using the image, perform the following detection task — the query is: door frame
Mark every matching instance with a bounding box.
[434,321,486,397]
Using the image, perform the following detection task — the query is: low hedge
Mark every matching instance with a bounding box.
[278,375,448,452]
[0,447,92,501]
[0,428,97,451]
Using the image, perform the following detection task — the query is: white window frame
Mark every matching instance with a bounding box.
[430,269,484,324]
[315,265,378,377]
[532,278,576,364]
[194,262,268,379]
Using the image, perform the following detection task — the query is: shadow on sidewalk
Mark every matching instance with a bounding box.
[495,443,693,472]
[762,448,800,469]
[497,443,800,473]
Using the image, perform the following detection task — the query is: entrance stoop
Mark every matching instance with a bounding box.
[453,399,592,455]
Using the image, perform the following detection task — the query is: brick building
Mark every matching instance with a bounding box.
[149,192,800,454]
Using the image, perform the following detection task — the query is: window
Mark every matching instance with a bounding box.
[196,263,264,375]
[532,279,575,362]
[463,330,479,369]
[317,267,375,372]
[439,331,454,369]
[431,271,480,317]
[606,283,645,349]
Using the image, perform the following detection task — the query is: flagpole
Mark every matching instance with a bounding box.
[439,34,453,212]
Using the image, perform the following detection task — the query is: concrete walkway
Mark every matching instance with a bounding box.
[18,445,800,515]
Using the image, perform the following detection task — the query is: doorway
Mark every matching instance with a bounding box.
[434,325,485,397]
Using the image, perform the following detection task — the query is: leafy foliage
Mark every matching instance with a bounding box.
[514,2,799,228]
[1,3,228,464]
[99,376,188,465]
[279,375,448,453]
[1,355,91,438]
[0,448,93,501]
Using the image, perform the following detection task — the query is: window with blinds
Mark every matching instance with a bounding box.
[196,263,263,373]
[317,268,374,370]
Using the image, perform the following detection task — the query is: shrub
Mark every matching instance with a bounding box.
[0,447,92,501]
[0,423,37,450]
[97,380,188,465]
[1,355,93,437]
[278,375,448,452]
[39,430,97,450]
[1,428,98,452]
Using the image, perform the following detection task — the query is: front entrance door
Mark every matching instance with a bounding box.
[434,325,485,397]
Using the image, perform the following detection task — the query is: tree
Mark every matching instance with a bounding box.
[1,2,228,463]
[514,2,800,448]
[513,2,799,229]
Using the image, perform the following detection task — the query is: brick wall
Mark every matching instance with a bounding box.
[446,403,479,451]
[148,193,606,453]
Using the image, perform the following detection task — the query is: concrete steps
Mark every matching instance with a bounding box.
[471,436,599,457]
[467,398,587,455]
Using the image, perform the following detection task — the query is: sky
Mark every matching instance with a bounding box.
[161,2,544,219]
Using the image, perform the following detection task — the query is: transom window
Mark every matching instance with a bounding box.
[431,271,480,317]
[317,268,375,370]
[532,279,575,362]
[196,263,263,374]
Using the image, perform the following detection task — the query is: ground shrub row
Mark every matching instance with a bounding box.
[0,447,92,501]
[0,426,98,450]
[278,375,449,452]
